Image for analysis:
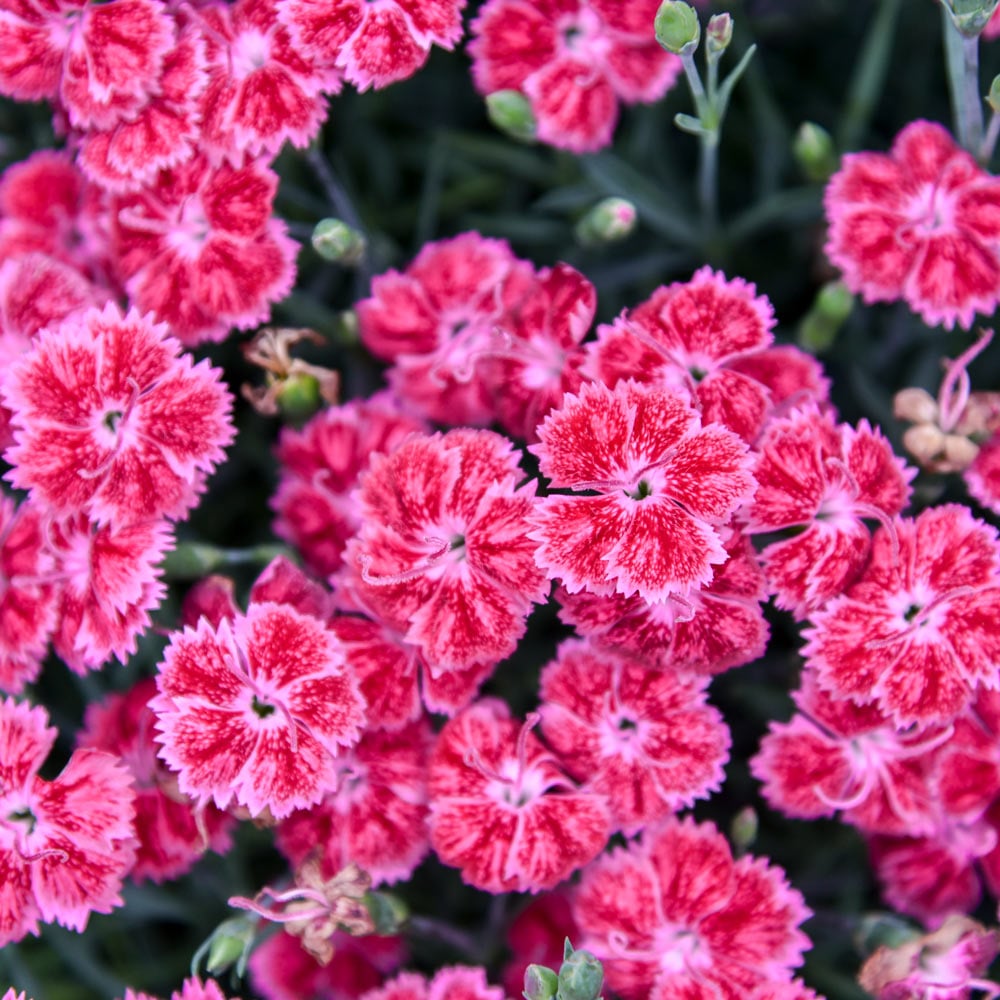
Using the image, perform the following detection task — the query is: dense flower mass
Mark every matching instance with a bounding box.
[469,0,681,152]
[825,119,1000,329]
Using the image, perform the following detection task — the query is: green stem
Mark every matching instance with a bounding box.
[981,108,1000,164]
[943,4,985,153]
[836,0,904,151]
[679,48,719,237]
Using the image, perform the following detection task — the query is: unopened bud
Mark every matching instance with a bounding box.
[275,371,322,423]
[524,965,559,1000]
[944,0,1000,36]
[893,387,939,426]
[558,941,604,1000]
[364,890,409,936]
[706,13,733,55]
[793,122,838,183]
[486,90,537,143]
[654,1,700,54]
[730,806,758,854]
[202,916,256,978]
[855,913,921,956]
[797,280,854,352]
[575,197,637,246]
[312,218,367,266]
[989,74,1000,114]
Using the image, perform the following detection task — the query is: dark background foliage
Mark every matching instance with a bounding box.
[2,1,998,997]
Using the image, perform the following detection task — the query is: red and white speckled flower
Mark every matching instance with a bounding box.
[539,639,729,833]
[804,504,1000,726]
[273,396,424,578]
[344,429,547,671]
[0,697,136,946]
[428,699,610,893]
[751,669,947,837]
[276,719,432,886]
[278,0,465,92]
[585,268,777,443]
[555,530,769,676]
[0,498,57,694]
[574,816,812,1000]
[469,0,681,152]
[152,602,366,819]
[111,155,298,344]
[358,967,503,1000]
[2,303,234,524]
[356,233,534,427]
[0,0,176,129]
[744,405,913,618]
[196,0,336,165]
[825,119,1000,329]
[79,678,234,884]
[530,379,756,602]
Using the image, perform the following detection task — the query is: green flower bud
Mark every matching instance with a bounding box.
[856,913,921,955]
[793,122,838,183]
[485,90,537,143]
[706,13,733,55]
[558,942,604,1000]
[730,806,759,854]
[575,197,637,246]
[989,74,1000,114]
[364,890,409,936]
[523,965,559,1000]
[276,371,322,424]
[797,280,854,353]
[204,916,256,977]
[944,0,1000,36]
[654,1,700,54]
[161,542,226,579]
[312,218,367,266]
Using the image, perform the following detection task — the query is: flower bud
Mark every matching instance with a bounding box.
[575,197,637,246]
[706,13,733,55]
[654,1,700,54]
[524,965,559,1000]
[558,942,604,1000]
[312,218,367,265]
[486,90,537,143]
[730,806,758,854]
[275,371,322,423]
[793,122,838,182]
[797,280,854,351]
[944,0,1000,36]
[364,890,409,935]
[203,916,256,977]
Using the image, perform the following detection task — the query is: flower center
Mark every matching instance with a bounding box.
[252,695,276,719]
[626,479,653,501]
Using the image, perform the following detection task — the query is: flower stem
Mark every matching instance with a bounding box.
[679,48,719,237]
[943,4,985,154]
[836,0,904,151]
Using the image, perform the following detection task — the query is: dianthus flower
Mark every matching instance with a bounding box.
[0,498,56,694]
[278,0,465,92]
[152,602,366,819]
[859,914,1000,1000]
[276,719,432,886]
[195,0,337,164]
[0,697,136,946]
[966,432,1000,515]
[111,155,297,344]
[584,268,776,443]
[574,816,812,1000]
[3,303,233,524]
[0,0,176,128]
[120,978,236,1000]
[358,965,504,1000]
[530,380,756,601]
[79,678,234,883]
[555,530,769,676]
[344,429,547,670]
[273,396,424,577]
[824,119,1000,329]
[76,11,208,192]
[803,504,1000,726]
[428,699,610,893]
[469,0,681,152]
[249,927,406,1000]
[729,344,832,421]
[481,262,595,443]
[356,233,534,426]
[539,639,729,832]
[751,669,947,837]
[744,405,913,618]
[47,513,173,673]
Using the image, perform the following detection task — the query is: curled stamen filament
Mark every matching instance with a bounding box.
[229,886,330,925]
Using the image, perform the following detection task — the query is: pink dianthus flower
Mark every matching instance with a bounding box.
[469,0,681,152]
[803,504,1000,726]
[825,120,1000,329]
[0,697,136,946]
[2,302,234,525]
[530,379,756,602]
[152,602,366,819]
[428,699,610,893]
[573,816,812,1000]
[358,967,503,1000]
